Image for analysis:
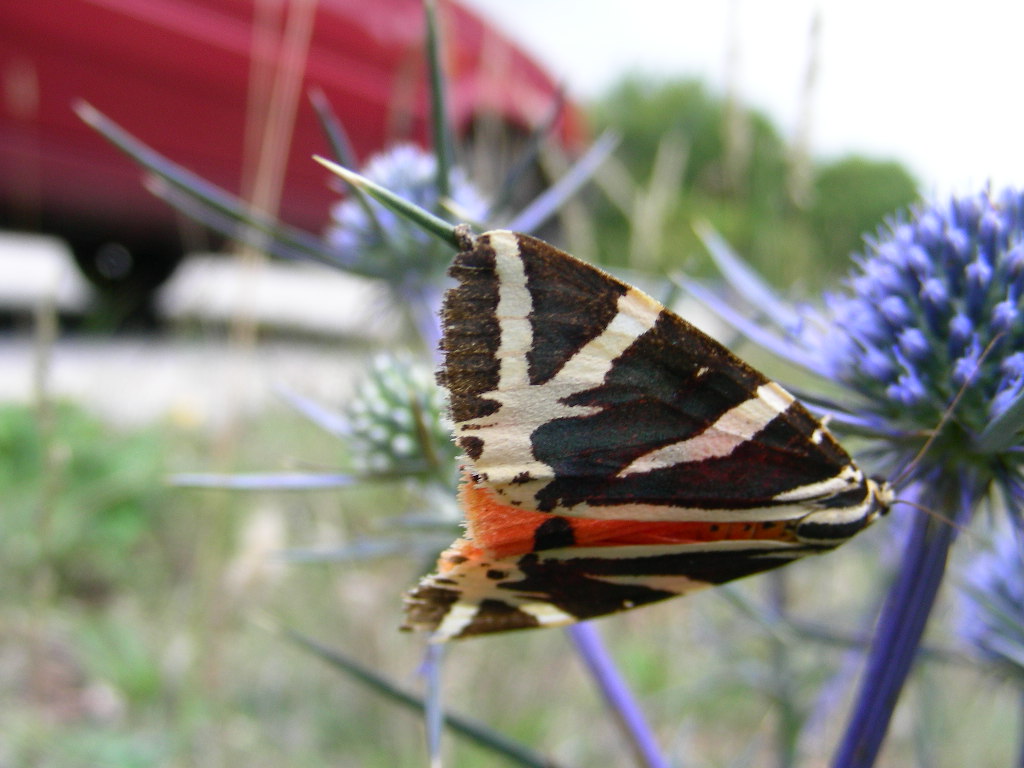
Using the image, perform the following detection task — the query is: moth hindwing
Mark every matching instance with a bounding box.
[404,230,891,640]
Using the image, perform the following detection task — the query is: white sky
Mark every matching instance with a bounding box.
[463,0,1024,198]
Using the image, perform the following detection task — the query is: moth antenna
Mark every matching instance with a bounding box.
[890,497,970,536]
[891,331,1006,489]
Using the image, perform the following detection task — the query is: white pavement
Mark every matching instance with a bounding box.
[0,232,398,427]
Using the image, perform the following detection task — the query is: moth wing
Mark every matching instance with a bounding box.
[441,230,859,518]
[404,476,808,639]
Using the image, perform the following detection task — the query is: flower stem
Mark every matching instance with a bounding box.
[833,479,971,767]
[566,622,670,768]
[423,642,445,768]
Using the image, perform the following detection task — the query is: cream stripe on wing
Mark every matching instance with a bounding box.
[772,465,861,502]
[434,601,481,641]
[617,382,795,476]
[550,287,663,389]
[519,602,576,627]
[490,231,533,390]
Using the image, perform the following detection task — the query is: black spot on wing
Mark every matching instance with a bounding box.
[515,234,628,385]
[533,516,575,550]
[458,436,484,461]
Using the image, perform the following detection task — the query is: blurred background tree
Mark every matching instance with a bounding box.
[588,75,919,288]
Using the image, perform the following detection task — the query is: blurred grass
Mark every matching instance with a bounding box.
[0,399,1018,767]
[586,76,920,290]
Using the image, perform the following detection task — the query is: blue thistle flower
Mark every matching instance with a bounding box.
[806,190,1024,767]
[325,143,490,284]
[343,353,457,480]
[324,144,490,351]
[958,527,1024,678]
[794,190,1024,507]
[694,188,1024,767]
[957,528,1024,768]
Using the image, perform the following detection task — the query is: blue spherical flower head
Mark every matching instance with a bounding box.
[793,188,1024,768]
[958,526,1024,682]
[344,353,458,479]
[325,144,490,285]
[808,188,1024,507]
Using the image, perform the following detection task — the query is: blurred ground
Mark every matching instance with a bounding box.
[0,231,394,427]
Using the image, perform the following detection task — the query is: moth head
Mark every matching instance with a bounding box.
[869,476,895,517]
[793,477,892,546]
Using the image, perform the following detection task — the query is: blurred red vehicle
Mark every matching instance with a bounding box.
[0,0,583,306]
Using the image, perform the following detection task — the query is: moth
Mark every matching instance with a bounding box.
[404,229,892,640]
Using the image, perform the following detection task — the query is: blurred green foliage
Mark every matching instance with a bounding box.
[590,77,789,204]
[809,155,921,264]
[0,403,168,601]
[588,76,919,288]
